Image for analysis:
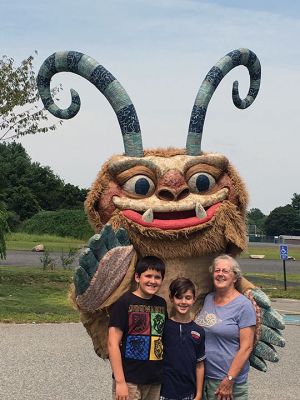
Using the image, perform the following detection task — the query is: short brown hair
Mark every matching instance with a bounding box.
[135,256,165,279]
[169,277,196,298]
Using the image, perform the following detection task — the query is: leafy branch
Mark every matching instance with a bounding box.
[0,52,62,141]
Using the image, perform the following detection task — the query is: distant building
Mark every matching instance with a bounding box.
[279,235,300,245]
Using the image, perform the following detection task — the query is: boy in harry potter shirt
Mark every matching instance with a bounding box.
[108,256,167,400]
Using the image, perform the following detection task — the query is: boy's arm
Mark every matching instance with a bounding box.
[108,326,129,400]
[194,361,204,400]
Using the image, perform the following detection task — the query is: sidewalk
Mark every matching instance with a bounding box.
[271,298,300,315]
[1,322,299,400]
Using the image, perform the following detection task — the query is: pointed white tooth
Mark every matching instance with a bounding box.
[195,203,207,219]
[142,208,154,222]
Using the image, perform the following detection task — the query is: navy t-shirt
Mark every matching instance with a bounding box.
[160,319,206,399]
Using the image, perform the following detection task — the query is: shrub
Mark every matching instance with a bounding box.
[22,209,94,240]
[40,249,56,270]
[60,248,78,270]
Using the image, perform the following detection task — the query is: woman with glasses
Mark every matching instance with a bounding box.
[196,255,256,400]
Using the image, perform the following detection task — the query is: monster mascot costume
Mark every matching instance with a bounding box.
[37,48,285,373]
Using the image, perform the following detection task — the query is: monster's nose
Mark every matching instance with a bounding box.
[156,170,190,201]
[157,187,190,201]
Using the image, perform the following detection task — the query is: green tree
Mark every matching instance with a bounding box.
[0,170,9,258]
[264,205,300,236]
[0,142,88,222]
[0,52,62,141]
[0,201,9,259]
[291,193,300,214]
[0,52,63,254]
[4,186,41,221]
[58,183,88,209]
[26,163,64,211]
[247,208,266,234]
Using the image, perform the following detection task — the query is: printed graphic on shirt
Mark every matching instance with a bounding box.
[128,312,150,335]
[196,311,221,327]
[149,336,163,360]
[128,304,165,314]
[151,313,165,335]
[124,303,165,361]
[125,335,150,360]
[191,330,201,341]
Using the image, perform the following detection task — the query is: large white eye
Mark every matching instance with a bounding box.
[122,175,155,196]
[188,172,216,193]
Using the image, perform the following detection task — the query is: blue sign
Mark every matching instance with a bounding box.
[280,244,288,260]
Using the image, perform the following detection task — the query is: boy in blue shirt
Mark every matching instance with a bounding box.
[160,277,206,400]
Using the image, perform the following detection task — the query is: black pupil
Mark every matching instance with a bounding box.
[135,178,150,195]
[196,175,210,191]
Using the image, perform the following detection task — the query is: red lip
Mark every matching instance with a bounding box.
[122,203,221,230]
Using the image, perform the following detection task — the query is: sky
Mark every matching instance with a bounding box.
[1,0,300,214]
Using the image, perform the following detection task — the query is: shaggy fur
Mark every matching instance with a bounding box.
[85,148,248,234]
[110,201,246,259]
[79,148,254,359]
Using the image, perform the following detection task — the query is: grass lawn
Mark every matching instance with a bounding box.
[3,233,299,323]
[0,267,80,323]
[242,245,300,260]
[244,272,300,299]
[0,267,299,323]
[5,232,299,258]
[6,233,300,260]
[6,232,85,252]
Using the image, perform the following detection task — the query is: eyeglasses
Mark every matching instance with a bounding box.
[214,268,232,275]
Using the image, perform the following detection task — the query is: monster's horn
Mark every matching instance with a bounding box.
[186,48,261,155]
[37,51,144,157]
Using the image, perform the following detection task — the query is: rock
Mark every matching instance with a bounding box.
[250,254,265,259]
[32,244,45,252]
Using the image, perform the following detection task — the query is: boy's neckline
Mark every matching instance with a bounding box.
[131,290,155,300]
[170,317,193,324]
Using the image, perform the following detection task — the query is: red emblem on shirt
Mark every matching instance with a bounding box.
[191,330,201,340]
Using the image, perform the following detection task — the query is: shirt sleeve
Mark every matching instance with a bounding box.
[196,328,206,362]
[163,298,168,320]
[108,296,128,332]
[238,299,257,328]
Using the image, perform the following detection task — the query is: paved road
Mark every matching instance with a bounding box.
[1,251,299,399]
[1,306,299,400]
[2,250,300,273]
[0,250,79,268]
[248,242,300,248]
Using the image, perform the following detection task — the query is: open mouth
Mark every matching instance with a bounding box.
[122,203,221,230]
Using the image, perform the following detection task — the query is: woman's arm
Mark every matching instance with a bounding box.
[108,326,129,400]
[194,361,205,400]
[215,326,255,400]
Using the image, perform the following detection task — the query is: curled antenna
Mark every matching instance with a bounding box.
[37,51,144,157]
[186,48,261,156]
